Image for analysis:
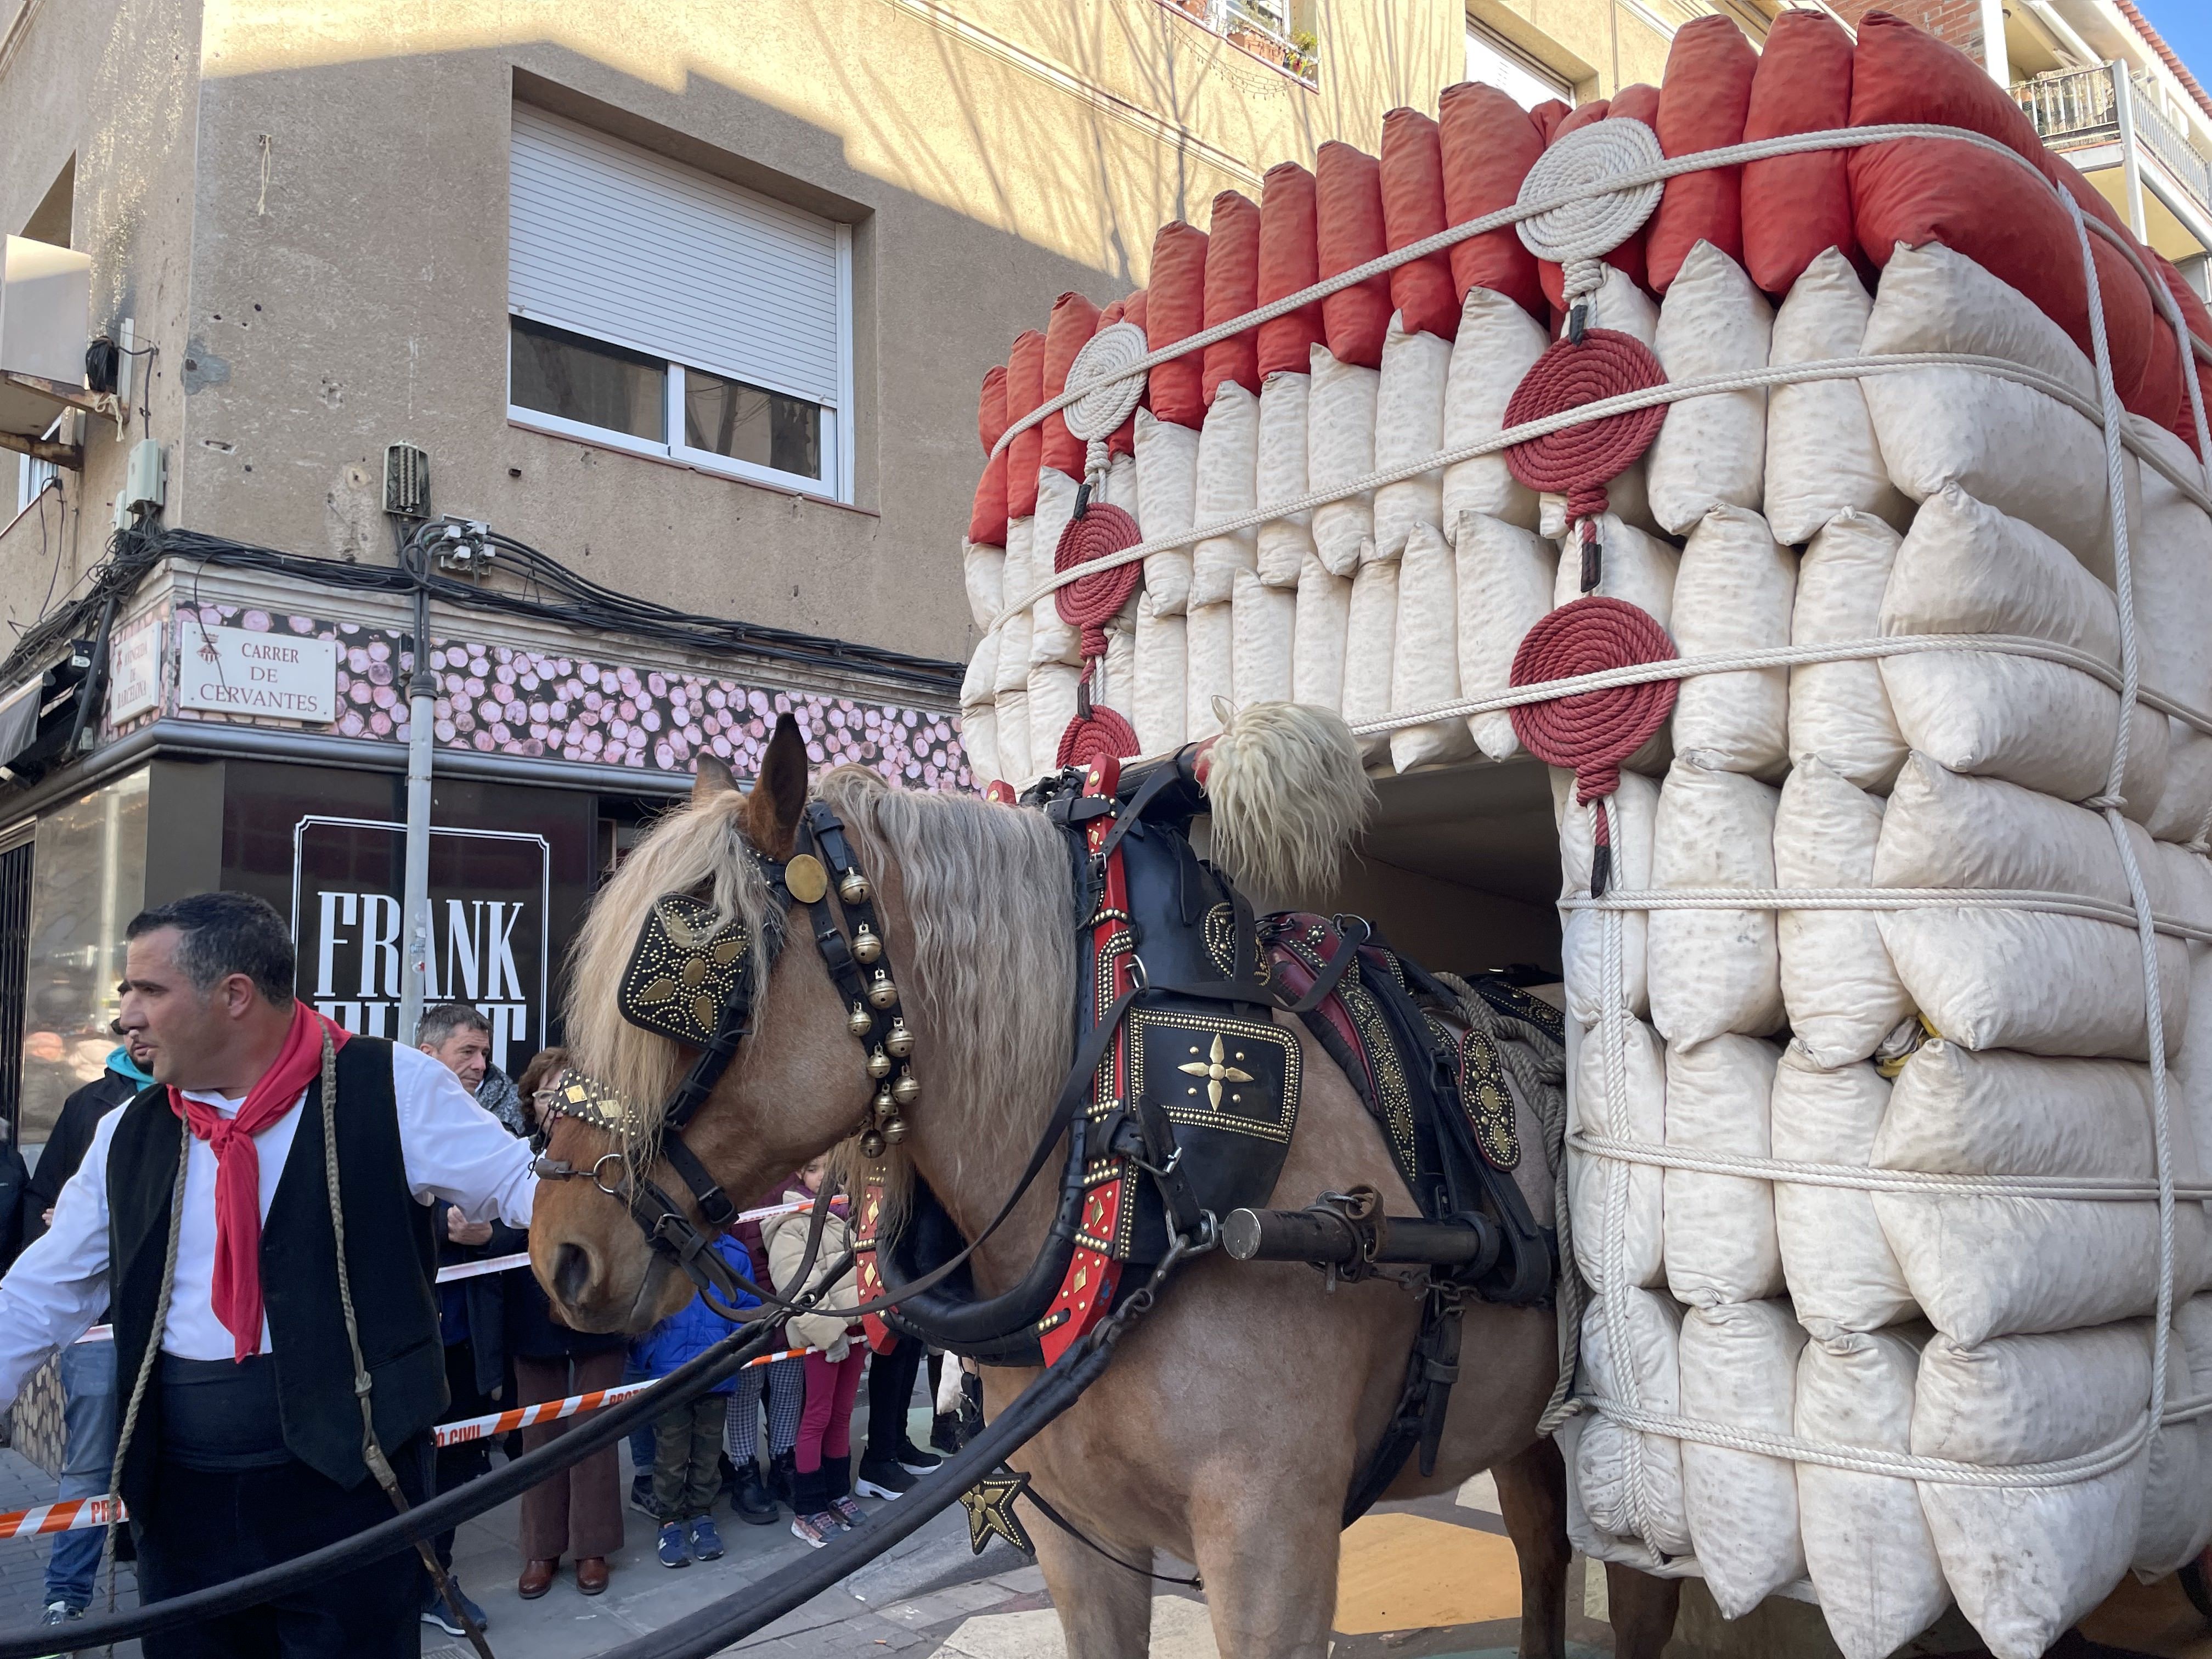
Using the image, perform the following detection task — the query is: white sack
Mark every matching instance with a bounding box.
[958,635,1000,787]
[1677,1300,1807,1616]
[1914,1323,2151,1659]
[1031,467,1083,667]
[993,608,1034,783]
[1647,757,1785,1047]
[1104,448,1140,517]
[1556,768,1657,1025]
[1668,504,1793,776]
[1100,614,1136,719]
[1875,756,2190,1061]
[1774,758,1910,1068]
[1184,601,1233,744]
[1134,409,1198,614]
[1455,511,1558,761]
[2135,1294,2212,1576]
[1881,484,2166,823]
[1389,522,1475,772]
[1771,1049,1917,1333]
[1663,1035,1783,1306]
[1765,248,1911,545]
[1795,1326,1948,1659]
[1292,552,1352,715]
[1553,515,1680,633]
[1132,590,1186,757]
[1309,343,1379,578]
[1576,1287,1692,1556]
[1646,241,1773,535]
[1861,241,2135,583]
[1543,268,1659,538]
[1873,1041,2208,1342]
[1442,286,1548,532]
[962,540,1005,633]
[1788,511,1908,790]
[1255,371,1314,588]
[1026,659,1079,772]
[1341,560,1399,763]
[2130,418,2212,845]
[1190,382,1261,608]
[1372,312,1452,563]
[1231,569,1295,710]
[1569,1014,1666,1292]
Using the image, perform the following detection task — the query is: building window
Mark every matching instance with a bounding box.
[507,104,854,501]
[1465,18,1573,110]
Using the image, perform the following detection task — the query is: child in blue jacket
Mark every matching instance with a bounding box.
[631,1232,758,1567]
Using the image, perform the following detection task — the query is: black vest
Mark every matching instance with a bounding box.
[107,1036,444,1505]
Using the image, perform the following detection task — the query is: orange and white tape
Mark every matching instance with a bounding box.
[0,1496,125,1539]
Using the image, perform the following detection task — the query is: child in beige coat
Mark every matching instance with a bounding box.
[759,1158,869,1546]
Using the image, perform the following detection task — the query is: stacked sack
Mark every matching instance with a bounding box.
[957,15,2212,1654]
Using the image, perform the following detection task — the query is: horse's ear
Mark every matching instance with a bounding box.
[692,754,738,804]
[742,713,809,857]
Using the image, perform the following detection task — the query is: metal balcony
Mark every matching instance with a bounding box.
[2013,61,2212,225]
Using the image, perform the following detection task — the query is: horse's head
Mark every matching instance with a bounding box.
[529,714,868,1330]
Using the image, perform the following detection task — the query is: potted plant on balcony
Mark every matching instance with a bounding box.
[1286,27,1318,77]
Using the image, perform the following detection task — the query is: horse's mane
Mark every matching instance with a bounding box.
[562,767,1079,1202]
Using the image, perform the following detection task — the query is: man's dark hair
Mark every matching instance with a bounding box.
[125,891,296,1005]
[417,1002,491,1049]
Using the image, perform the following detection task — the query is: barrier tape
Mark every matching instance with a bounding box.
[0,1346,820,1537]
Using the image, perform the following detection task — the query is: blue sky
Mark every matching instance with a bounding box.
[2129,0,2212,86]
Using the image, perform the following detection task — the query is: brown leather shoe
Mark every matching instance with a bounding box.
[575,1557,610,1596]
[518,1558,557,1599]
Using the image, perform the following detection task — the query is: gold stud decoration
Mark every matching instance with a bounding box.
[852,922,883,964]
[838,870,871,906]
[617,895,751,1045]
[959,1467,1034,1556]
[884,1017,915,1059]
[784,853,829,905]
[867,969,899,1009]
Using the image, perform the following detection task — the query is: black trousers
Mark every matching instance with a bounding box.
[864,1336,926,1463]
[431,1340,495,1570]
[132,1441,427,1659]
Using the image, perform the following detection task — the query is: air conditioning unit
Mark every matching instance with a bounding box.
[1,235,92,441]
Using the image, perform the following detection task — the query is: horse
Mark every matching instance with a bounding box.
[528,707,1683,1659]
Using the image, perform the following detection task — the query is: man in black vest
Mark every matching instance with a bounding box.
[0,891,538,1658]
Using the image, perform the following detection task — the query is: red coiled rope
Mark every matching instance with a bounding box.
[1053,490,1143,765]
[1509,596,1677,895]
[1502,328,1668,532]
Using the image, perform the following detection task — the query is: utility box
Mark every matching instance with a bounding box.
[124,438,165,512]
[1,235,92,439]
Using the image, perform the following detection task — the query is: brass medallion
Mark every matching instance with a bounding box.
[784,853,830,905]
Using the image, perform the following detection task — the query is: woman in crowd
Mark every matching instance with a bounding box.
[507,1049,628,1599]
[759,1159,867,1547]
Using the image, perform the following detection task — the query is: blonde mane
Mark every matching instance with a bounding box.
[562,769,1079,1196]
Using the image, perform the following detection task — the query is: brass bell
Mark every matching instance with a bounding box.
[884,1017,915,1059]
[851,922,883,964]
[860,1128,887,1160]
[847,1002,874,1037]
[866,1046,892,1080]
[873,1084,896,1122]
[866,969,898,1009]
[839,870,871,906]
[891,1072,921,1110]
[882,1116,909,1146]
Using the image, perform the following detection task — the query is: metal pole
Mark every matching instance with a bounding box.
[2112,61,2152,241]
[397,541,435,1046]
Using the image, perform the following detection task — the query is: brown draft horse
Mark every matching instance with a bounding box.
[529,711,1681,1658]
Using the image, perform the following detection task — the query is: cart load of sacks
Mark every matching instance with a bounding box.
[955,10,2212,1658]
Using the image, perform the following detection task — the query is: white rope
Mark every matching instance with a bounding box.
[1561,887,2212,947]
[1514,118,1666,307]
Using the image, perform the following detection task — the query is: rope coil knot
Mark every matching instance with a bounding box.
[1053,498,1143,767]
[1502,329,1669,543]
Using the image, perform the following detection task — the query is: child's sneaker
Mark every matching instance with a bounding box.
[829,1492,868,1529]
[656,1521,691,1568]
[790,1510,840,1548]
[687,1515,724,1561]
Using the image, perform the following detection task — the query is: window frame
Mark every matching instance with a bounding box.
[506,221,854,504]
[1463,16,1576,109]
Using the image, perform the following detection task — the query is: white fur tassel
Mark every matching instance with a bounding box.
[1201,701,1374,904]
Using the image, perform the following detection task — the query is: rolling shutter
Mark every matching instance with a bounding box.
[509,104,842,409]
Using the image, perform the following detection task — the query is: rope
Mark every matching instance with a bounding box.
[1502,330,1670,532]
[1562,885,2212,946]
[1512,115,1666,307]
[102,1128,189,1629]
[1568,1132,2212,1202]
[1051,493,1144,766]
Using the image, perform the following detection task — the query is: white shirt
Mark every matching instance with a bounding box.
[0,1042,537,1412]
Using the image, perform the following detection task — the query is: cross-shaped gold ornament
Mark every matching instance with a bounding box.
[1178,1034,1254,1109]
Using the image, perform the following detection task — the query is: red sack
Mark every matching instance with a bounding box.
[1438,80,1545,319]
[1006,328,1046,518]
[1204,190,1263,403]
[1647,15,1758,292]
[2154,252,2212,454]
[1316,140,1392,369]
[1742,8,1858,296]
[1530,99,1571,144]
[1380,108,1458,340]
[1850,10,2053,179]
[1099,291,1146,455]
[1041,291,1101,479]
[1257,162,1323,378]
[1537,95,1654,308]
[968,364,1008,548]
[1148,222,1210,428]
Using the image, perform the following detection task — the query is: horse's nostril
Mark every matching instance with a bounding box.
[553,1243,594,1308]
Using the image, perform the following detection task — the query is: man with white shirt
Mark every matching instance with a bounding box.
[0,891,537,1658]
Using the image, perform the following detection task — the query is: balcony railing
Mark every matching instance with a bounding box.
[2013,61,2212,221]
[1158,0,1317,86]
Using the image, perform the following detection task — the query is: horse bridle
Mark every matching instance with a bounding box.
[534,799,918,1314]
